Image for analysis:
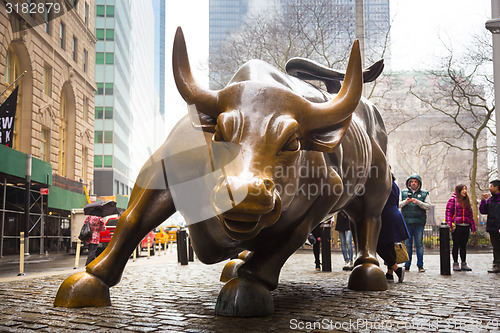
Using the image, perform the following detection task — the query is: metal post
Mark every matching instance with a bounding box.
[188,236,194,262]
[147,237,151,259]
[24,154,32,255]
[40,193,44,255]
[1,178,6,257]
[133,246,137,261]
[18,232,25,276]
[439,223,451,275]
[177,229,188,265]
[486,0,500,173]
[321,223,332,272]
[74,239,81,269]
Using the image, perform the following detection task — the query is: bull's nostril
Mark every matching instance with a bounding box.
[263,178,274,192]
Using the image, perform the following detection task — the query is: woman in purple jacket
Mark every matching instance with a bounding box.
[446,184,476,272]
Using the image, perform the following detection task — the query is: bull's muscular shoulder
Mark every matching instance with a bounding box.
[230,59,330,103]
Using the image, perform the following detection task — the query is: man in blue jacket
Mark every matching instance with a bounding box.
[399,174,431,272]
[479,179,500,273]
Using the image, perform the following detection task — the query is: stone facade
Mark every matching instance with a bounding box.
[0,1,96,185]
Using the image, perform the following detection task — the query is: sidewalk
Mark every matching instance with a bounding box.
[0,248,498,332]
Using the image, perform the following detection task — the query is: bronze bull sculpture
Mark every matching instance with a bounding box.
[54,27,392,317]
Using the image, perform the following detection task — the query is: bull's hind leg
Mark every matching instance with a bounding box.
[54,160,176,307]
[345,139,390,291]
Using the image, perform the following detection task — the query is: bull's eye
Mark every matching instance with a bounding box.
[281,134,300,152]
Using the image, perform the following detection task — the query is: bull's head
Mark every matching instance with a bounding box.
[172,27,362,241]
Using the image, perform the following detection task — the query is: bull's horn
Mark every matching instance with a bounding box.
[304,40,363,130]
[172,27,220,118]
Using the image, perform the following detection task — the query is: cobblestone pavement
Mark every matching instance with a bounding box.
[0,247,499,332]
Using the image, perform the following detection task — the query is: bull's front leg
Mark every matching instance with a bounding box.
[215,196,333,317]
[346,140,390,291]
[54,174,176,307]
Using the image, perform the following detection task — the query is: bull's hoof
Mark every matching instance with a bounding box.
[347,263,388,291]
[220,259,245,282]
[215,277,274,317]
[54,271,111,307]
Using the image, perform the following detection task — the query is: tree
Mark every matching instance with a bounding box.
[209,0,390,89]
[408,33,494,225]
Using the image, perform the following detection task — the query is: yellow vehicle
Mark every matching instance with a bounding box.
[164,226,179,243]
[155,227,168,249]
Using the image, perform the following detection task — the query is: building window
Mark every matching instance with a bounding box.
[94,155,102,167]
[83,49,88,72]
[105,83,113,95]
[59,22,65,49]
[105,53,114,64]
[104,155,112,167]
[43,66,51,96]
[94,131,103,143]
[96,52,104,64]
[105,29,114,41]
[96,29,104,40]
[95,106,103,119]
[40,129,49,162]
[104,107,113,119]
[82,147,88,182]
[4,46,21,150]
[96,5,105,17]
[84,2,89,26]
[59,91,67,176]
[104,131,113,143]
[83,97,89,122]
[44,7,51,34]
[72,36,78,62]
[96,83,103,95]
[106,5,114,17]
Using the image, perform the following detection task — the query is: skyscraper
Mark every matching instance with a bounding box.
[94,0,133,197]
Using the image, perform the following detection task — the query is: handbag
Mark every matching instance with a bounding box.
[307,233,316,245]
[394,242,409,264]
[78,219,92,242]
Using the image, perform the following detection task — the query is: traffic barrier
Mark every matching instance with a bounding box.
[147,237,151,259]
[321,223,332,272]
[440,223,451,275]
[18,232,25,276]
[74,239,81,269]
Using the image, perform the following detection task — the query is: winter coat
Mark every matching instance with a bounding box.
[400,174,430,225]
[334,211,350,232]
[379,181,410,244]
[479,193,500,234]
[85,215,105,245]
[445,193,476,232]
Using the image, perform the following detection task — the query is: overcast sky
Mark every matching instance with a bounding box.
[162,0,494,134]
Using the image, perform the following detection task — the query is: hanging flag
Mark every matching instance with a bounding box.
[0,86,19,147]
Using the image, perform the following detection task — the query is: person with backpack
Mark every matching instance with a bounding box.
[83,215,105,266]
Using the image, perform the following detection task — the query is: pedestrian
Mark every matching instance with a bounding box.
[335,210,353,270]
[399,174,431,272]
[479,179,500,273]
[446,184,475,271]
[85,215,105,266]
[378,175,409,282]
[311,224,322,270]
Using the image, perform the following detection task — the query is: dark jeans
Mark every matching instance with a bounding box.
[452,225,470,263]
[86,243,98,266]
[490,232,500,265]
[377,241,396,268]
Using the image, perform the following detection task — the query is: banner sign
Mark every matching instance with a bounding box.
[0,86,19,147]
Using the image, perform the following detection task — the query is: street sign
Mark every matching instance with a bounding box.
[40,188,49,195]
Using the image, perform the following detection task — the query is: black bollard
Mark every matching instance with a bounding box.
[188,236,194,262]
[321,222,332,272]
[439,223,451,275]
[177,229,188,265]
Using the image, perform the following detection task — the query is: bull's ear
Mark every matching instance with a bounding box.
[302,116,351,153]
[188,104,217,133]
